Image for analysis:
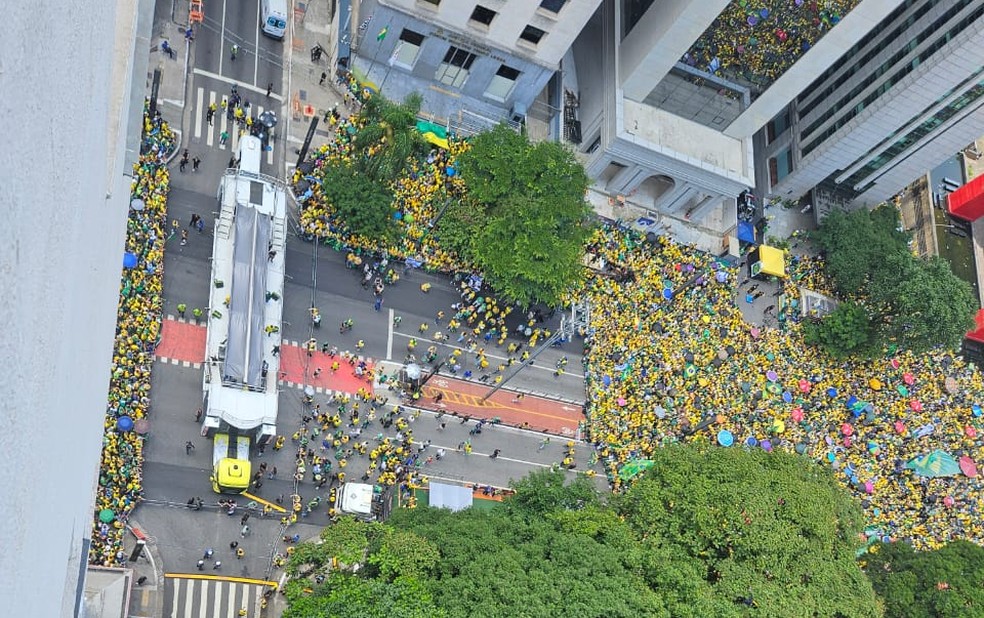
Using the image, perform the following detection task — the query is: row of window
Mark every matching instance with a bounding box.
[421,0,568,36]
[797,0,924,119]
[801,1,972,142]
[395,28,522,100]
[800,3,984,157]
[840,79,984,190]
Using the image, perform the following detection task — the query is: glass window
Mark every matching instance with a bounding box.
[435,46,477,88]
[470,5,497,26]
[519,25,546,45]
[393,29,425,68]
[484,64,520,100]
[539,0,567,13]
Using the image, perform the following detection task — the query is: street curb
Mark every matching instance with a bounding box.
[126,519,166,618]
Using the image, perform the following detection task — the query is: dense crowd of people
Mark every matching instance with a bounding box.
[89,106,173,566]
[294,112,469,272]
[582,224,984,550]
[683,0,860,89]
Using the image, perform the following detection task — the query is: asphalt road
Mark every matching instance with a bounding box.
[143,0,594,593]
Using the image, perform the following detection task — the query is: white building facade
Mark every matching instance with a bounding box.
[569,0,903,250]
[0,0,150,615]
[760,0,984,211]
[330,0,601,131]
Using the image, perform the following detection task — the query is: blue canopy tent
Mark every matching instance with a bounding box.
[736,220,756,244]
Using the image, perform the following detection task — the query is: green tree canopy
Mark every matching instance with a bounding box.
[352,93,427,184]
[811,206,975,356]
[814,205,910,295]
[869,254,976,352]
[802,300,877,359]
[863,540,984,618]
[613,445,882,617]
[322,162,396,242]
[283,573,444,618]
[441,125,592,307]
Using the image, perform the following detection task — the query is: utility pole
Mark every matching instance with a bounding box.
[479,301,590,402]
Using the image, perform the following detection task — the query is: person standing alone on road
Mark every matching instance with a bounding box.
[192,156,201,172]
[185,441,195,454]
[219,130,229,146]
[230,44,239,61]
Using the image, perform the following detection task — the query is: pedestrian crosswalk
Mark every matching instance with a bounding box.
[193,87,275,165]
[167,576,270,618]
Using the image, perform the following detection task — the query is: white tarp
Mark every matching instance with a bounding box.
[428,482,473,512]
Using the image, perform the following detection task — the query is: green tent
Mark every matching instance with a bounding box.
[905,450,961,478]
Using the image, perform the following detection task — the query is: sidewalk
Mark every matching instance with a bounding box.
[124,521,165,617]
[283,0,349,176]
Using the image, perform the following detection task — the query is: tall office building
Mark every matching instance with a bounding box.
[330,0,602,132]
[569,0,902,249]
[0,0,151,615]
[760,0,984,213]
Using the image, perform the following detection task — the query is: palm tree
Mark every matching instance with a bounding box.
[352,92,427,183]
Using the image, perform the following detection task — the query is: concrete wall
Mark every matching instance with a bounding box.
[379,0,602,67]
[618,0,730,102]
[725,0,905,139]
[355,0,562,122]
[0,0,141,615]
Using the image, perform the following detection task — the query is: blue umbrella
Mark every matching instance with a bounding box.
[123,252,138,269]
[662,288,673,300]
[117,416,135,432]
[717,430,734,447]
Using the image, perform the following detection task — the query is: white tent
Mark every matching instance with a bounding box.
[427,482,473,512]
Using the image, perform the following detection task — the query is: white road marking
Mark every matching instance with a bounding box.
[219,0,227,75]
[194,87,204,139]
[219,105,228,150]
[253,1,260,85]
[192,68,285,101]
[387,308,394,360]
[206,91,216,146]
[389,331,584,378]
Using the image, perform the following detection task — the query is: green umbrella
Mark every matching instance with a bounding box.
[98,509,116,523]
[905,450,961,478]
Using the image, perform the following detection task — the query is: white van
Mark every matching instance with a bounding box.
[261,0,287,39]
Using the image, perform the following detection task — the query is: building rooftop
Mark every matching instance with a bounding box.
[682,0,861,96]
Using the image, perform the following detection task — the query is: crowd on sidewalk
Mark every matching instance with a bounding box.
[581,223,984,550]
[90,104,173,566]
[294,111,469,272]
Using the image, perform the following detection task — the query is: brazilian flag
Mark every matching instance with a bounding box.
[377,25,388,41]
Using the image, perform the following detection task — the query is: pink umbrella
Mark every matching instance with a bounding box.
[959,456,977,477]
[791,408,804,422]
[903,372,915,385]
[841,423,853,436]
[617,397,627,407]
[798,379,811,393]
[890,358,900,369]
[750,327,761,339]
[943,495,955,508]
[894,421,906,434]
[844,436,853,448]
[965,425,977,439]
[910,399,922,412]
[864,481,873,494]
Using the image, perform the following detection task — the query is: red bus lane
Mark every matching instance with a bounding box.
[414,374,584,437]
[155,318,373,395]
